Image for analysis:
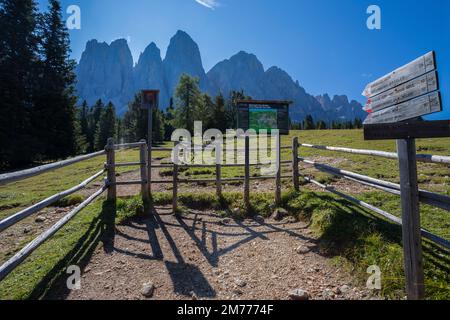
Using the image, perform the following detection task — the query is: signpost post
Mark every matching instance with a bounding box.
[141,90,160,197]
[362,51,449,300]
[236,100,291,205]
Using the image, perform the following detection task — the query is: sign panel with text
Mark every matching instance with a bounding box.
[236,100,291,135]
[362,52,450,140]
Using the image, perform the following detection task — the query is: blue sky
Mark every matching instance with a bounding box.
[38,0,449,119]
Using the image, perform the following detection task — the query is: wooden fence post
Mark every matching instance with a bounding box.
[140,140,149,202]
[106,138,116,201]
[148,107,153,197]
[292,137,300,192]
[275,133,282,204]
[244,136,250,210]
[397,138,425,300]
[173,141,179,213]
[216,163,222,198]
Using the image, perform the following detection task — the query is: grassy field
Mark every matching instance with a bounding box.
[0,130,448,299]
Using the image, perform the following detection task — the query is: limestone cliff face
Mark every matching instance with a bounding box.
[163,30,215,98]
[133,42,169,109]
[76,30,365,122]
[76,39,134,114]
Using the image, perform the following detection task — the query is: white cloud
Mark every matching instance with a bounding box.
[195,0,219,10]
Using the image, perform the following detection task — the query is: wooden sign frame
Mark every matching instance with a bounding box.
[364,119,450,140]
[141,90,159,110]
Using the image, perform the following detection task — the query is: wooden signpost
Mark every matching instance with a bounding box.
[236,100,292,205]
[141,90,160,196]
[362,52,449,300]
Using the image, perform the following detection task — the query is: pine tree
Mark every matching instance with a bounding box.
[226,90,247,129]
[75,101,89,153]
[194,93,214,130]
[94,102,116,150]
[303,115,315,130]
[35,0,77,159]
[0,0,40,168]
[87,99,104,151]
[174,74,201,133]
[74,119,88,154]
[78,100,89,141]
[316,120,327,130]
[354,117,363,129]
[122,94,147,143]
[164,105,176,140]
[116,118,123,143]
[152,109,165,142]
[213,93,227,132]
[91,99,104,127]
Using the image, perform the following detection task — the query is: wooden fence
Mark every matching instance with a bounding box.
[0,138,147,282]
[0,136,449,300]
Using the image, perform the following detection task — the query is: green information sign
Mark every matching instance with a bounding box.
[237,100,291,135]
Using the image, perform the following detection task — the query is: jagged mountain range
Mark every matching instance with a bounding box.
[76,30,366,122]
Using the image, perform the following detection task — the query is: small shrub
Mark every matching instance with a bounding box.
[116,196,145,223]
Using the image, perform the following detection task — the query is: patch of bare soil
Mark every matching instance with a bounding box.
[56,207,374,300]
[0,206,76,261]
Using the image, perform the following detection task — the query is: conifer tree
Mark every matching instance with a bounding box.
[35,0,77,159]
[174,74,201,133]
[213,93,227,132]
[0,0,40,168]
[94,102,116,150]
[86,99,105,151]
[303,115,315,130]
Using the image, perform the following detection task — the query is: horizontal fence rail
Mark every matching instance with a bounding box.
[149,146,292,153]
[299,143,450,165]
[298,157,450,212]
[0,150,106,186]
[176,176,291,184]
[151,160,292,169]
[113,142,146,150]
[0,169,106,233]
[115,180,147,186]
[109,162,146,168]
[301,175,450,250]
[0,186,107,282]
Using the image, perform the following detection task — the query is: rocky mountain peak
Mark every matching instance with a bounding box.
[163,30,210,95]
[138,42,161,63]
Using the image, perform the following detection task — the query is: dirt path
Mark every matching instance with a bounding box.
[57,207,373,300]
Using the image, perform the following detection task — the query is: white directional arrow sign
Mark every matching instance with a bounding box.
[363,52,436,98]
[363,91,442,125]
[364,71,439,113]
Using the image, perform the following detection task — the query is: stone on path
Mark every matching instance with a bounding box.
[271,208,288,221]
[141,282,155,298]
[289,288,310,300]
[35,216,46,223]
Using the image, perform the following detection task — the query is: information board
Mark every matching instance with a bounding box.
[236,100,291,135]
